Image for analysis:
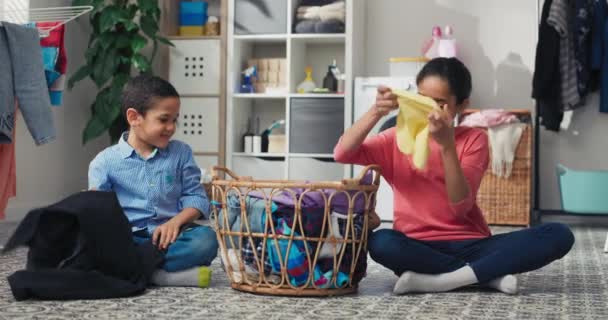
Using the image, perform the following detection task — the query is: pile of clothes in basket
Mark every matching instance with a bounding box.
[216,174,372,288]
[293,0,345,34]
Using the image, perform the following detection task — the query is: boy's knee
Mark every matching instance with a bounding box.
[187,226,219,266]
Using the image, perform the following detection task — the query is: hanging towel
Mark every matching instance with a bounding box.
[459,109,518,128]
[393,89,438,169]
[38,22,66,106]
[487,123,526,178]
[459,110,525,178]
[0,22,55,145]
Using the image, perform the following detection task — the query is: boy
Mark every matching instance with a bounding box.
[88,74,218,287]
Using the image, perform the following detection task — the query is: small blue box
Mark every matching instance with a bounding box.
[180,1,208,26]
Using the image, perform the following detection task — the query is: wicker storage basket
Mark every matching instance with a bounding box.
[462,110,533,226]
[209,166,381,296]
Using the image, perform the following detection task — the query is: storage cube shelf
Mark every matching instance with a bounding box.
[226,0,366,180]
[160,0,228,171]
[160,0,224,38]
[169,39,221,95]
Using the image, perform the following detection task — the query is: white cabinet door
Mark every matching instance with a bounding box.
[288,158,344,182]
[173,98,219,153]
[169,39,220,95]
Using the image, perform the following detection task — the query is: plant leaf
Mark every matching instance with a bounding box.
[99,6,120,32]
[94,88,121,126]
[111,73,130,97]
[82,114,108,144]
[137,0,156,13]
[68,65,92,89]
[98,33,115,50]
[123,21,138,32]
[132,54,150,72]
[155,36,174,47]
[140,14,158,39]
[131,34,148,52]
[115,34,131,48]
[72,0,92,6]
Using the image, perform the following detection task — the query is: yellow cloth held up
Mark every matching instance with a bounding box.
[394,89,439,169]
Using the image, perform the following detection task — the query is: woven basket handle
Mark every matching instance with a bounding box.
[211,166,253,182]
[341,164,382,187]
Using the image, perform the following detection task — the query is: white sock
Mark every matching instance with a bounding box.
[486,274,518,294]
[151,266,211,287]
[393,266,478,294]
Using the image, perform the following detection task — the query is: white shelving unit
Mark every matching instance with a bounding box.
[226,0,366,180]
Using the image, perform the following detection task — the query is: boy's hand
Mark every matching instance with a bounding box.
[152,219,182,250]
[372,86,399,117]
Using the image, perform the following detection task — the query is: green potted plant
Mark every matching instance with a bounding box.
[69,0,173,144]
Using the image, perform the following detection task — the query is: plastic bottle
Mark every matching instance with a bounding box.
[423,26,442,59]
[438,25,457,58]
[322,65,338,92]
[297,66,316,93]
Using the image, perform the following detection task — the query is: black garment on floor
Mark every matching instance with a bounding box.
[2,191,164,300]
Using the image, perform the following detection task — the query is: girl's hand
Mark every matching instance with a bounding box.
[428,104,456,150]
[368,211,381,230]
[372,86,399,117]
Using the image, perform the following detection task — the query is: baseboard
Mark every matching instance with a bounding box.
[538,209,608,227]
[3,201,51,222]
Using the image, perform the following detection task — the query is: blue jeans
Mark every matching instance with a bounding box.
[368,223,575,283]
[133,225,218,272]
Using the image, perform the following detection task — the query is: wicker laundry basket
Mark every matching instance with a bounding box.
[209,165,381,296]
[461,109,533,226]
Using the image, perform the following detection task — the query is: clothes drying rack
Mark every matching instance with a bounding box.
[0,5,93,37]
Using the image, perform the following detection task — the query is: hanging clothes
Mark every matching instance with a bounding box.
[533,0,563,131]
[0,108,17,220]
[574,0,594,98]
[0,21,56,144]
[38,22,67,106]
[592,0,608,113]
[547,0,581,110]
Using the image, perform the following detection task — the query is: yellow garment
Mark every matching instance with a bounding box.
[394,89,438,169]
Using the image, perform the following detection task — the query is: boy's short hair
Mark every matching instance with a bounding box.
[121,74,179,119]
[416,57,472,105]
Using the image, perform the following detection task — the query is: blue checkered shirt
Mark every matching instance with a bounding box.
[88,133,209,232]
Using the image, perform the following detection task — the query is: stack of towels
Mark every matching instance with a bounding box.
[294,1,345,34]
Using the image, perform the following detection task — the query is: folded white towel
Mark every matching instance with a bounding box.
[297,1,345,22]
[488,123,526,178]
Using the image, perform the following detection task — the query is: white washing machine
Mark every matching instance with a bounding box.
[353,77,417,221]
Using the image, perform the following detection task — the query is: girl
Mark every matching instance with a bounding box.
[334,57,574,294]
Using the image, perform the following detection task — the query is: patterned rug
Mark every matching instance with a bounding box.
[1,223,607,320]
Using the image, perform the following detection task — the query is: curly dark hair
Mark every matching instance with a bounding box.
[121,74,179,119]
[416,57,472,105]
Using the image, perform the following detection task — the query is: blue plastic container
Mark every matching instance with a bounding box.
[180,1,208,26]
[557,164,608,214]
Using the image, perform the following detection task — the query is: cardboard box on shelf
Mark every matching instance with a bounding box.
[267,71,279,85]
[278,58,287,72]
[268,59,279,72]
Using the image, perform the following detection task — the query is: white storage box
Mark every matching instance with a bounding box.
[388,57,429,78]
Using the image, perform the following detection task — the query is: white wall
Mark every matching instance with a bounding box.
[364,0,608,210]
[5,0,109,221]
